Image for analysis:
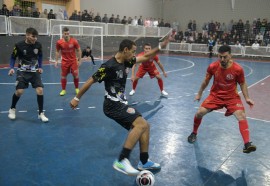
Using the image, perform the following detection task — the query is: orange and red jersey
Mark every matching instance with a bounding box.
[207,60,245,99]
[56,37,80,64]
[137,52,159,69]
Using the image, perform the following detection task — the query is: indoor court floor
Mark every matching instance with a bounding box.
[0,55,269,186]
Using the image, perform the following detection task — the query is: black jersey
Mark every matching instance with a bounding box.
[92,56,136,103]
[82,49,92,57]
[11,41,42,72]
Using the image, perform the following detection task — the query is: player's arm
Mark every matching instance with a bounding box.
[55,48,60,67]
[156,59,167,77]
[195,72,212,101]
[37,44,43,73]
[239,82,254,107]
[70,77,95,109]
[130,63,137,81]
[76,47,82,66]
[8,45,17,76]
[136,38,169,63]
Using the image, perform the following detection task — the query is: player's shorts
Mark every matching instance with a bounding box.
[103,98,142,130]
[201,94,245,116]
[16,70,43,89]
[136,66,160,79]
[61,61,78,77]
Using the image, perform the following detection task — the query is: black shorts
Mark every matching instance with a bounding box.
[103,98,142,130]
[16,70,44,89]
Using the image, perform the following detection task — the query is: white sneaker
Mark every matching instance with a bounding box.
[129,90,135,96]
[38,112,49,123]
[8,108,16,120]
[113,158,140,176]
[161,90,168,96]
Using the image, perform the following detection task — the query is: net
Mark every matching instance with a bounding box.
[49,24,103,62]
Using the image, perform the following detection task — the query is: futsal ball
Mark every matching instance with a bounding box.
[136,170,155,186]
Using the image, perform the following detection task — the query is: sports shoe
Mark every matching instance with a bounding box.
[137,159,161,171]
[243,142,256,153]
[75,88,79,95]
[187,132,197,143]
[38,112,49,123]
[59,90,66,96]
[161,90,168,96]
[113,158,140,176]
[8,108,16,120]
[129,90,135,96]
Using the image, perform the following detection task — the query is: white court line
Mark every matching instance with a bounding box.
[19,110,27,113]
[88,106,96,109]
[182,73,193,77]
[55,109,63,111]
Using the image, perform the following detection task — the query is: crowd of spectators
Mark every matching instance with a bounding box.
[1,3,269,47]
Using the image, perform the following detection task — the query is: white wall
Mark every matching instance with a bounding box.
[80,0,161,19]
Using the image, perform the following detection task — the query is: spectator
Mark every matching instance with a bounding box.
[131,16,138,26]
[56,8,64,20]
[115,15,121,24]
[251,40,260,49]
[32,8,40,18]
[138,16,143,26]
[10,5,22,17]
[0,4,10,16]
[40,9,48,19]
[94,12,101,22]
[109,14,115,23]
[121,16,127,25]
[47,9,55,19]
[23,6,33,17]
[102,13,108,23]
[158,19,165,27]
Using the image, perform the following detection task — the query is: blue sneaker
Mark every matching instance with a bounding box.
[137,159,161,170]
[113,158,140,176]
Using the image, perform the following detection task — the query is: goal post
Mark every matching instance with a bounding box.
[49,24,103,62]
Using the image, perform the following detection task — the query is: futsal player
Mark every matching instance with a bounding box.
[55,27,82,96]
[8,27,49,122]
[129,43,168,96]
[187,45,256,153]
[70,38,169,176]
[82,46,96,66]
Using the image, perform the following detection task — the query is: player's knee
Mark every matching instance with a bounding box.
[36,87,43,95]
[133,117,149,132]
[15,89,24,96]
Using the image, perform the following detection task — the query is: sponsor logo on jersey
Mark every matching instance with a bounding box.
[34,49,38,54]
[127,107,135,114]
[226,74,234,80]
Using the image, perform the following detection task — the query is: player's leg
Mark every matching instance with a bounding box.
[8,71,26,120]
[32,72,48,122]
[229,103,256,153]
[60,65,69,96]
[155,74,168,96]
[90,55,95,65]
[71,62,80,95]
[129,68,146,96]
[187,106,211,143]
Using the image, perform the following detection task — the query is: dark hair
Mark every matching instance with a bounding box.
[26,27,38,36]
[119,39,136,52]
[143,43,151,47]
[62,27,69,32]
[218,45,231,54]
[86,46,90,49]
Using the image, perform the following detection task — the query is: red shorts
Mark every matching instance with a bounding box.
[136,66,160,79]
[61,61,78,77]
[201,95,245,116]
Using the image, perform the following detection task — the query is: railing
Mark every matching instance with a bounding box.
[162,43,270,58]
[3,16,171,38]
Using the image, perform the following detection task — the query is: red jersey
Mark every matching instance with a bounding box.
[56,37,80,63]
[137,52,159,69]
[207,60,245,99]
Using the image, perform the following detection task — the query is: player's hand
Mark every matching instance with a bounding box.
[194,94,201,102]
[38,68,43,74]
[246,98,254,108]
[54,61,58,68]
[163,72,167,77]
[8,69,15,76]
[77,59,82,67]
[70,99,79,110]
[160,37,170,49]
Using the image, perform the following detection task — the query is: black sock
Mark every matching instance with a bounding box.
[37,95,44,114]
[11,93,20,109]
[119,148,131,161]
[140,152,149,165]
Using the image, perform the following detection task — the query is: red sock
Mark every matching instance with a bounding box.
[193,116,202,134]
[158,79,163,91]
[74,78,79,89]
[239,120,250,144]
[61,78,67,90]
[132,80,138,90]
